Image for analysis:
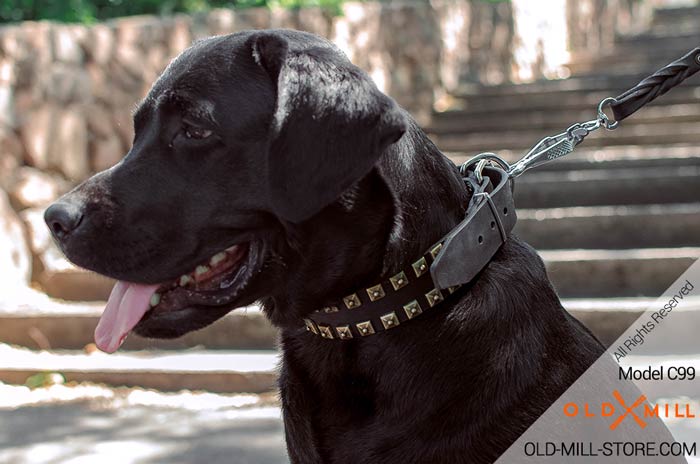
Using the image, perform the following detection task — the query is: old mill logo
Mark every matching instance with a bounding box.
[563,390,696,430]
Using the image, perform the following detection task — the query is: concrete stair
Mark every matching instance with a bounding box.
[0,343,278,394]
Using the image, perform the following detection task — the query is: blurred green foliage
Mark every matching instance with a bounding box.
[0,0,348,23]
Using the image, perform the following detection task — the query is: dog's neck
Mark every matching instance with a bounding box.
[378,117,469,274]
[264,116,469,328]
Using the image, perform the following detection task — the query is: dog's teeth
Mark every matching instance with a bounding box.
[210,252,227,266]
[195,265,209,276]
[226,245,238,253]
[179,275,193,286]
[150,293,161,307]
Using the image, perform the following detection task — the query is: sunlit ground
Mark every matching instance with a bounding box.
[0,382,285,464]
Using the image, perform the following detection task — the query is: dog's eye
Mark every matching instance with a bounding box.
[183,124,213,140]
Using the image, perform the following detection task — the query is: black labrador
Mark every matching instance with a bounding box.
[45,30,606,462]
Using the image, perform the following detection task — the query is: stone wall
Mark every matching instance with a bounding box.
[567,0,654,54]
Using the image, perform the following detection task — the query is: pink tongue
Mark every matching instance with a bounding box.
[95,281,160,353]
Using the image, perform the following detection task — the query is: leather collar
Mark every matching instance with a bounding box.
[304,165,516,340]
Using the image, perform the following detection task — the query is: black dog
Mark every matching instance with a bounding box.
[45,30,607,462]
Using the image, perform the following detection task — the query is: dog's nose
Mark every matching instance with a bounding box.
[45,201,84,240]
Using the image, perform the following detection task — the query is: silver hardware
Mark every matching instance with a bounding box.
[464,96,622,180]
[597,97,619,130]
[304,319,318,334]
[403,300,422,319]
[336,325,353,339]
[426,288,444,307]
[380,312,400,329]
[412,257,428,277]
[508,130,577,177]
[367,284,386,302]
[343,293,361,309]
[390,271,409,290]
[318,325,334,339]
[460,152,510,183]
[356,321,375,336]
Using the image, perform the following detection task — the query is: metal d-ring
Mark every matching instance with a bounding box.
[597,97,619,130]
[460,152,510,183]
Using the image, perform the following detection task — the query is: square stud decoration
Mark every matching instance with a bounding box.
[412,257,428,277]
[389,271,408,291]
[343,293,362,309]
[336,325,353,339]
[356,321,375,336]
[366,284,386,302]
[304,318,318,334]
[380,311,400,329]
[430,243,443,259]
[323,306,339,313]
[425,288,444,307]
[448,285,461,294]
[403,300,422,319]
[318,325,334,339]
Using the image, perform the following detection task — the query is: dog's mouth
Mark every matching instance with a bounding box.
[94,241,261,353]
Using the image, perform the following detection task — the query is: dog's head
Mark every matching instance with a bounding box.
[44,30,406,351]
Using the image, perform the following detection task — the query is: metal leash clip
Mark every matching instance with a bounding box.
[461,97,619,181]
[507,97,619,178]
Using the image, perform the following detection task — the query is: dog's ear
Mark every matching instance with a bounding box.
[251,32,407,223]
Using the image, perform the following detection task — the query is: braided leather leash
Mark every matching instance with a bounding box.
[611,47,700,123]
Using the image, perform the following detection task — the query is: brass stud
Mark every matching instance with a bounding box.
[403,300,422,319]
[380,311,400,329]
[343,293,361,309]
[336,325,353,339]
[389,271,408,291]
[430,243,443,259]
[412,257,428,277]
[426,288,444,307]
[356,321,375,336]
[323,306,339,313]
[448,285,460,294]
[318,325,334,339]
[304,319,318,334]
[366,284,386,302]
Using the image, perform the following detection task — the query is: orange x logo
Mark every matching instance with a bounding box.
[609,390,647,430]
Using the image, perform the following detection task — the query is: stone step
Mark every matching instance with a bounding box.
[429,102,700,134]
[516,203,700,249]
[446,144,700,171]
[567,45,700,76]
[0,343,279,394]
[440,85,700,119]
[543,247,700,298]
[514,165,700,208]
[451,73,699,100]
[612,30,700,52]
[0,291,275,351]
[432,121,700,153]
[652,5,700,25]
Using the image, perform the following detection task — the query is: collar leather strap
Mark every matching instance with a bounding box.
[304,166,516,340]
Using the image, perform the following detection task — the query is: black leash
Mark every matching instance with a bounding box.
[304,47,700,340]
[611,47,700,122]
